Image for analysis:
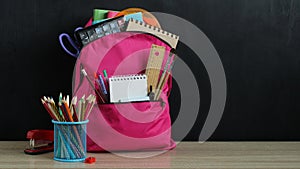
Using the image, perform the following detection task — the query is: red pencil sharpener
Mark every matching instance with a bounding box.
[24,130,54,155]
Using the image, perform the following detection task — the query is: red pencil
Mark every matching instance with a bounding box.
[58,101,69,122]
[72,104,79,122]
[41,99,57,121]
[63,101,74,122]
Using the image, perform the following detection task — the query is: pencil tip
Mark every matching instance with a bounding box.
[81,69,87,76]
[73,96,77,104]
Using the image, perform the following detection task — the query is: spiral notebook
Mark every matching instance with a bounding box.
[109,74,149,103]
[126,18,179,49]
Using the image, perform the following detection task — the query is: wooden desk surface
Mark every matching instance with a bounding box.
[0,141,300,169]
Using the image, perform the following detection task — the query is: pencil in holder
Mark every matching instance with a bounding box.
[52,120,89,162]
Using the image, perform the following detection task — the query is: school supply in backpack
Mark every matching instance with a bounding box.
[116,8,161,28]
[76,12,146,47]
[59,27,83,58]
[93,11,143,25]
[155,50,177,100]
[93,9,109,22]
[109,74,148,103]
[126,18,179,48]
[145,44,166,93]
[76,16,126,47]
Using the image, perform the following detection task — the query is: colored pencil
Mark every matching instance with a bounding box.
[77,98,82,121]
[41,93,96,122]
[41,99,57,120]
[63,100,74,122]
[58,101,70,122]
[84,95,96,120]
[71,96,79,122]
[72,104,79,122]
[81,69,106,103]
[41,93,96,161]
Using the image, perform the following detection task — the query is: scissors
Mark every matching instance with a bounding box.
[59,27,82,58]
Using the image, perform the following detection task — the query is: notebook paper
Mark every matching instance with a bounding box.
[109,74,148,103]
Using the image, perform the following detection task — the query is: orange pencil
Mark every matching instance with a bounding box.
[62,100,74,122]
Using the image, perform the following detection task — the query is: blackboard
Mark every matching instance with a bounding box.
[1,0,300,141]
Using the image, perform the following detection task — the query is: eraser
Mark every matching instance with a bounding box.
[84,157,96,164]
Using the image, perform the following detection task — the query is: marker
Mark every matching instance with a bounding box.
[103,70,110,101]
[103,70,109,85]
[94,73,106,99]
[98,74,108,95]
[103,70,108,77]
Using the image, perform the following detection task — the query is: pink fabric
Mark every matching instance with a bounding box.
[73,32,175,152]
[107,11,119,18]
[85,18,93,27]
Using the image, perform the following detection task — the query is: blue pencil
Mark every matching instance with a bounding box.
[98,74,108,95]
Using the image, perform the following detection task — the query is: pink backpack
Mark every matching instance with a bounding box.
[72,19,176,152]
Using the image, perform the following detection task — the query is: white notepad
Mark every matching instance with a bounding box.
[109,74,149,103]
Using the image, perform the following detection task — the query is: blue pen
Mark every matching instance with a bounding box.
[98,75,108,95]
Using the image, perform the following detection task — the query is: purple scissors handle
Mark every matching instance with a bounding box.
[59,27,82,58]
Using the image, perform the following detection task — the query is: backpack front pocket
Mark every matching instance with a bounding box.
[98,101,169,138]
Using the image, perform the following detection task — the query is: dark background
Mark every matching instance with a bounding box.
[1,0,300,141]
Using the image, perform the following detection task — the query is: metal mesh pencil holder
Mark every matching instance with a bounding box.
[52,120,89,162]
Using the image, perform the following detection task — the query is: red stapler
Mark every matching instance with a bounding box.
[24,130,54,155]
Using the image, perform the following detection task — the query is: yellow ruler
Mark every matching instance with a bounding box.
[145,44,166,93]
